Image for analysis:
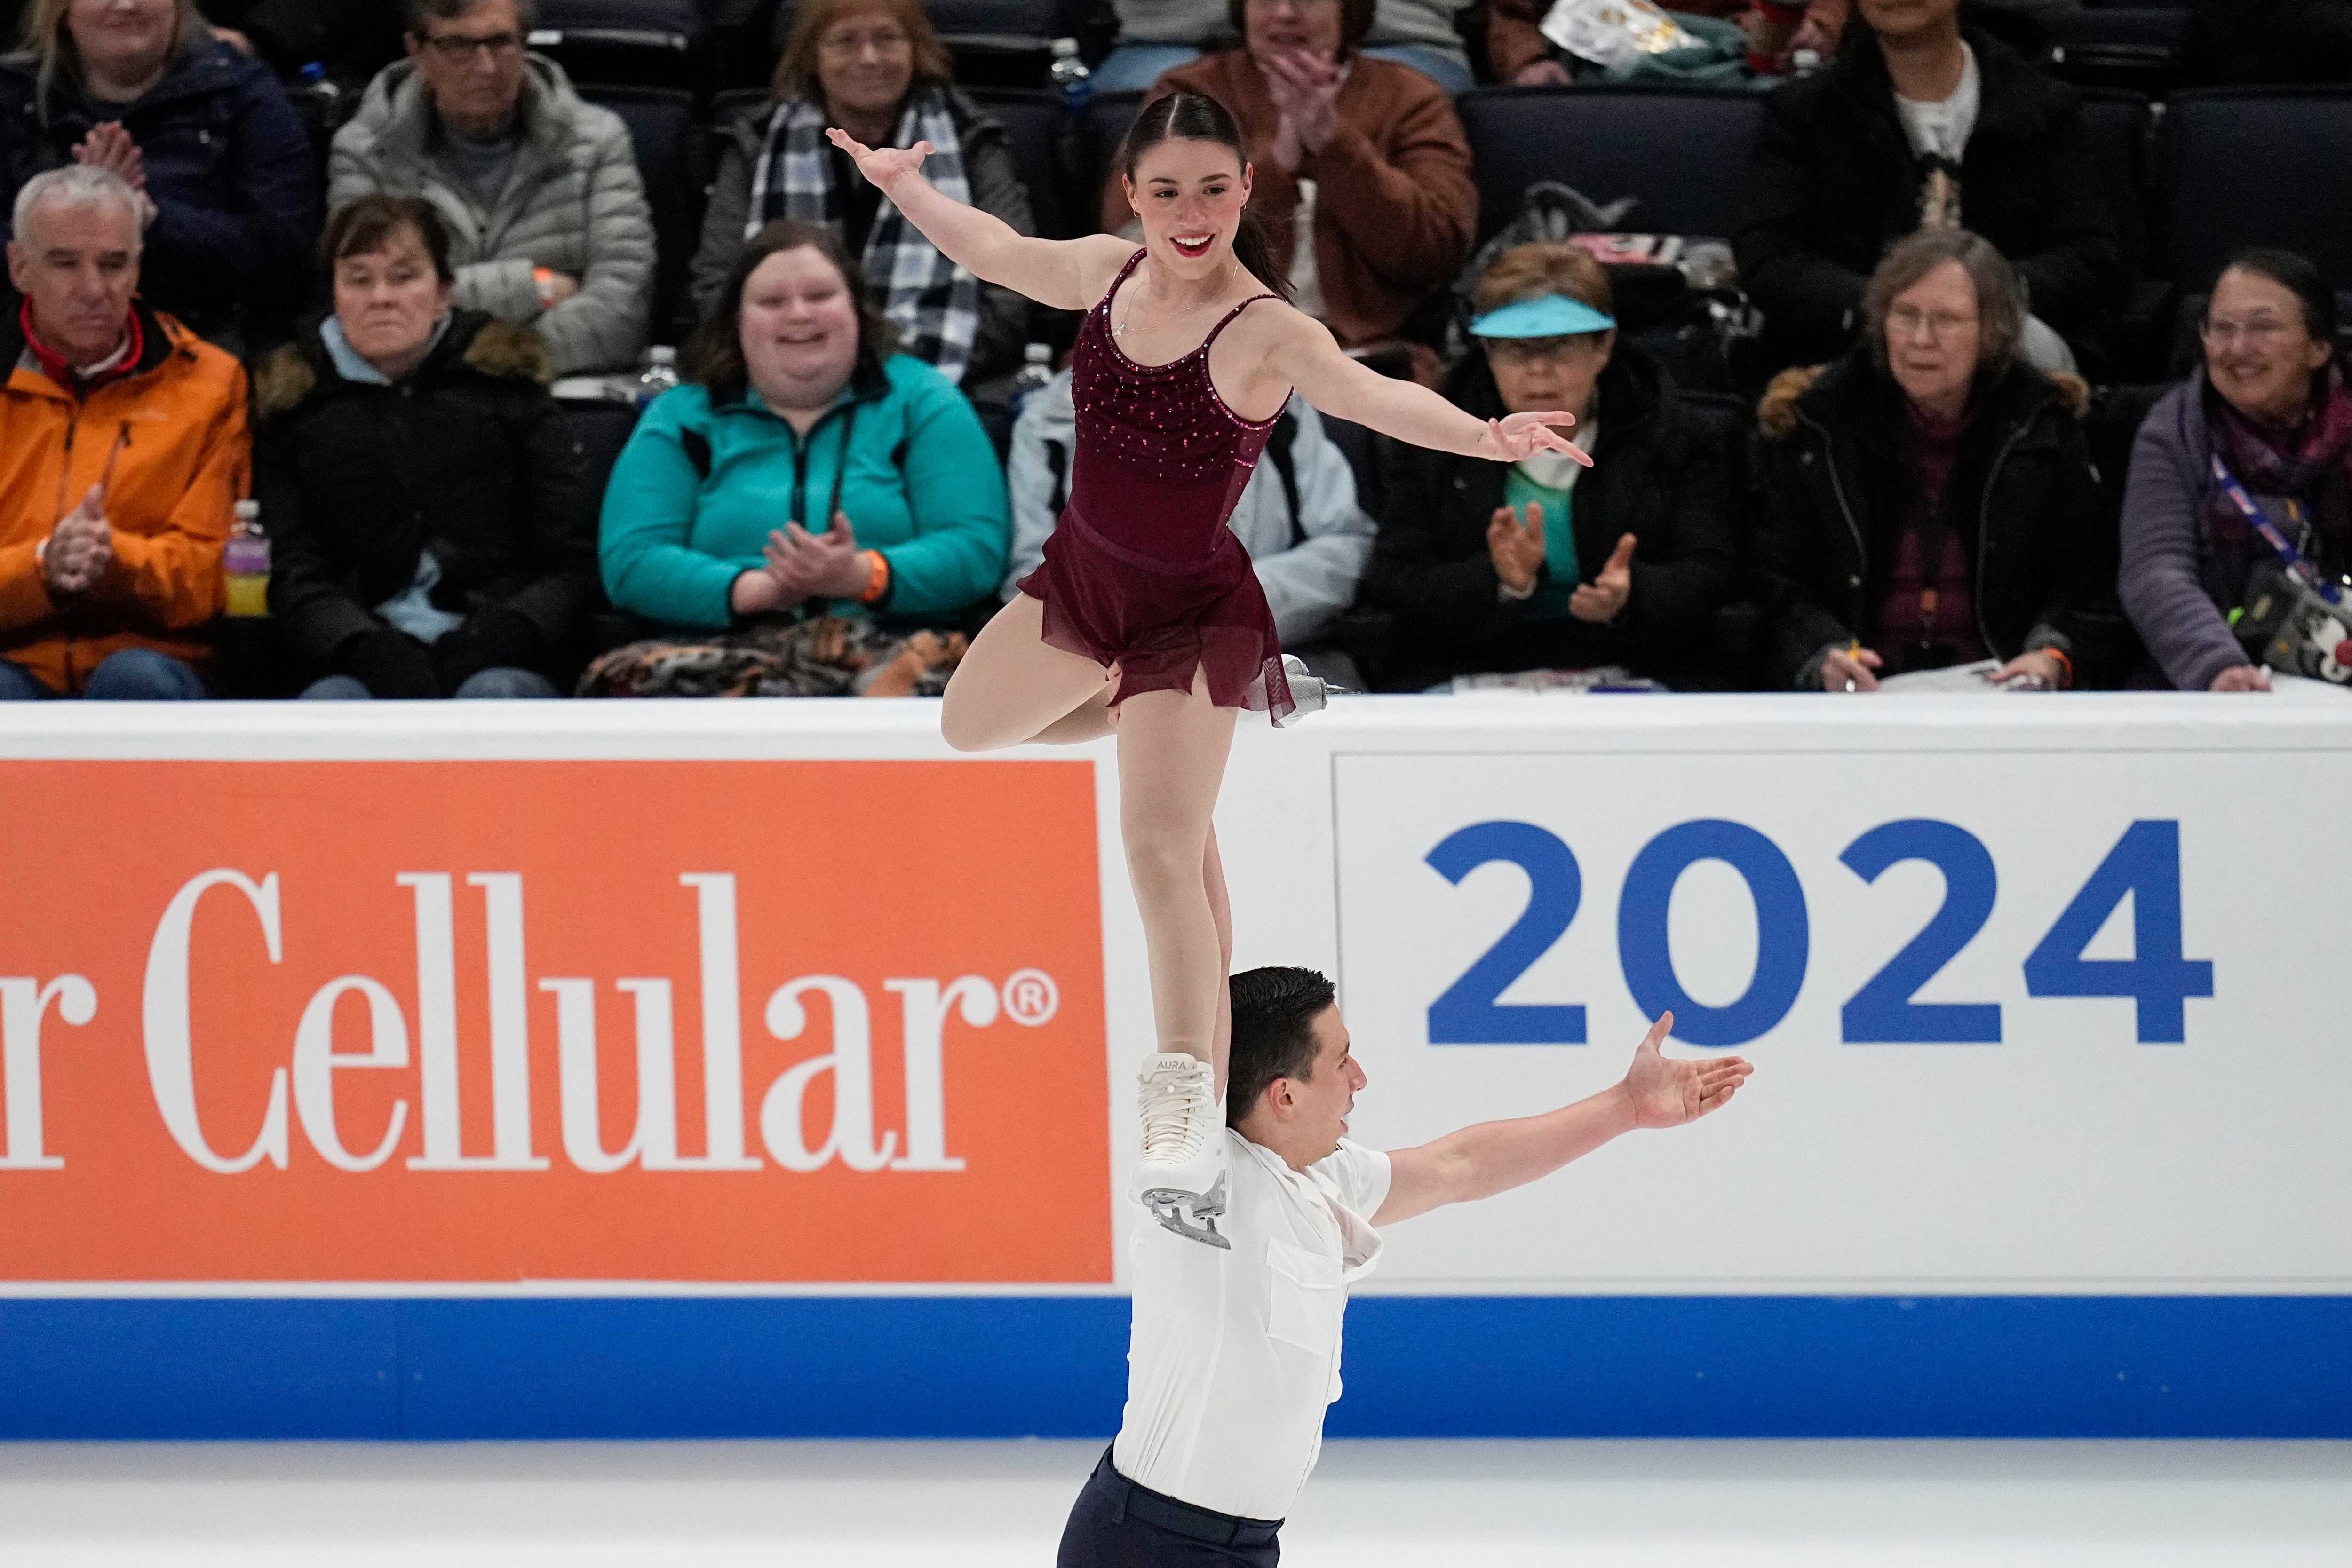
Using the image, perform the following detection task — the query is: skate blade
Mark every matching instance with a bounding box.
[1138,1172,1231,1249]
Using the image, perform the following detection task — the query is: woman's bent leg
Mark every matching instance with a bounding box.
[940,594,1118,752]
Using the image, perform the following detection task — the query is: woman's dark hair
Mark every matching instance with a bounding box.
[1225,0,1376,55]
[685,220,898,405]
[1225,966,1337,1127]
[321,195,455,285]
[1120,92,1293,303]
[2213,247,2339,345]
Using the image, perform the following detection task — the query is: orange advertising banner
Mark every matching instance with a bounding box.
[0,760,1109,1284]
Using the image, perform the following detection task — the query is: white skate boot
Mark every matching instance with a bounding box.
[1132,1052,1231,1249]
[1274,654,1337,728]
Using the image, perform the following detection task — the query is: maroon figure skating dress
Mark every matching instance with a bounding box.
[1017,248,1295,723]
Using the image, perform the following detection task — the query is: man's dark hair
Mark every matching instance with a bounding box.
[2216,246,2339,346]
[1226,966,1336,1128]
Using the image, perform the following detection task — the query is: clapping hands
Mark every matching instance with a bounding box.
[1263,48,1343,170]
[1568,533,1636,625]
[729,514,873,616]
[70,123,158,227]
[43,485,112,597]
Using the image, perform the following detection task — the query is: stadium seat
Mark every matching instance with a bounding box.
[964,88,1072,241]
[2161,87,2352,319]
[2075,88,2168,372]
[2043,7,2200,96]
[562,399,644,499]
[577,85,707,342]
[532,0,708,90]
[1454,85,1769,245]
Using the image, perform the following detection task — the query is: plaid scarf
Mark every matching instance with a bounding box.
[747,88,981,384]
[2206,357,2352,598]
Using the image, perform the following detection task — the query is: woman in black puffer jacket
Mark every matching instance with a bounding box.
[258,196,599,700]
[1363,242,1744,691]
[0,0,316,345]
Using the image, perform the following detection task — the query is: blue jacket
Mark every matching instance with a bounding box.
[601,353,1010,630]
[0,35,318,338]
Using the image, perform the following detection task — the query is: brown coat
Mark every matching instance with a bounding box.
[0,305,246,694]
[1101,50,1477,348]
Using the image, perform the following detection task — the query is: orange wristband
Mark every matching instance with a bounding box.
[2043,647,2074,689]
[857,549,890,604]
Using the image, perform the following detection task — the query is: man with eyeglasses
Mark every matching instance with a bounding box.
[330,0,654,375]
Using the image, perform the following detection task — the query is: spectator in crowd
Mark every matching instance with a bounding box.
[1005,369,1375,682]
[1104,0,1477,373]
[2196,0,2352,84]
[1733,0,2119,376]
[257,196,597,701]
[691,0,1033,393]
[1363,243,1740,690]
[330,0,654,376]
[2120,250,2349,695]
[1756,229,2126,694]
[0,0,317,348]
[1096,0,1484,95]
[598,221,1008,651]
[203,0,407,88]
[0,166,245,699]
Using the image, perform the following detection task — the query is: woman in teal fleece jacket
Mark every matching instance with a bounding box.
[600,221,1009,630]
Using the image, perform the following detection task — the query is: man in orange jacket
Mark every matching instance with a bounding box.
[0,165,249,699]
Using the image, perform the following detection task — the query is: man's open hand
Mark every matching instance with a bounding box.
[1621,1012,1751,1129]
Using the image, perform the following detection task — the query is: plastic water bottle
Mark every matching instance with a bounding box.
[1049,39,1092,112]
[224,500,269,618]
[1009,343,1054,414]
[634,345,682,407]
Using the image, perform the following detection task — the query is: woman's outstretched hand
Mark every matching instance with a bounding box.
[1479,410,1594,467]
[825,127,934,193]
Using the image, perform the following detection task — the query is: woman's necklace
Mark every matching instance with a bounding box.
[1112,265,1236,339]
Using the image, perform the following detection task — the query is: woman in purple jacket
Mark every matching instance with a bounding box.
[2119,249,2350,692]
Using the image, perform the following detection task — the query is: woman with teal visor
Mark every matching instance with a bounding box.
[1364,242,1744,689]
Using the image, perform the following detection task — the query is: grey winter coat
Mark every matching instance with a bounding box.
[2118,372,2262,691]
[1002,369,1376,648]
[329,54,653,375]
[691,89,1033,385]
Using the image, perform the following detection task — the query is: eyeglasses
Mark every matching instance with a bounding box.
[2201,315,2296,347]
[1886,305,1979,342]
[1485,334,1597,366]
[819,27,911,59]
[420,30,524,62]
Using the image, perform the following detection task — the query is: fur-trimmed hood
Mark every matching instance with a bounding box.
[257,312,554,419]
[1757,355,2090,440]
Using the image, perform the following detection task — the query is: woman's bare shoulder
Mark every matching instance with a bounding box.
[1073,238,1147,309]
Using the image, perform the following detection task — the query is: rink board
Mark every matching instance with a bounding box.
[0,697,2347,1437]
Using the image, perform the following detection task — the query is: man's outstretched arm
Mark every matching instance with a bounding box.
[1373,1014,1751,1227]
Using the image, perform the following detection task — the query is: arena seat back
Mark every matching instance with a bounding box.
[579,84,708,341]
[1454,85,1768,245]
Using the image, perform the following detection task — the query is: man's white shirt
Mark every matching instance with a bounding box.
[1112,1127,1392,1521]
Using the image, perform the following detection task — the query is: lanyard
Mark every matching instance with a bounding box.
[2211,453,2343,607]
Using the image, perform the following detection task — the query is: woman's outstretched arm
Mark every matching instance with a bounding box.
[1264,309,1593,465]
[830,129,1136,311]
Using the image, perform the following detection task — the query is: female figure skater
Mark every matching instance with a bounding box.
[829,93,1587,1244]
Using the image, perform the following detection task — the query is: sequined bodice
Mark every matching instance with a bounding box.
[1066,250,1282,563]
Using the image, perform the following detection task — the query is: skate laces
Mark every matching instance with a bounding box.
[1137,1055,1214,1162]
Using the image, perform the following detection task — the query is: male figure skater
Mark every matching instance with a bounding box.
[1063,967,1753,1564]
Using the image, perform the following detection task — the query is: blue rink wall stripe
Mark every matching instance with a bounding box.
[2,1296,2346,1441]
